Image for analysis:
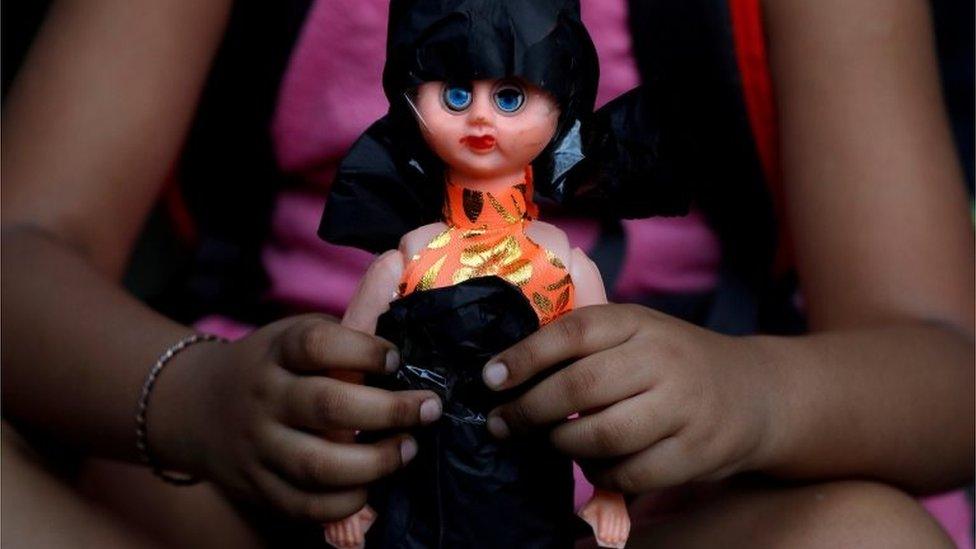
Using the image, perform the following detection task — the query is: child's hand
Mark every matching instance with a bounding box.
[158,314,442,522]
[481,304,774,494]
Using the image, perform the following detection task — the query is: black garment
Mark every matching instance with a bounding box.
[365,277,575,549]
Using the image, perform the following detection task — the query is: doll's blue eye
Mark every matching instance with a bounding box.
[493,85,525,113]
[443,84,473,111]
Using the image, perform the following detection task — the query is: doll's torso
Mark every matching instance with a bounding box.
[400,175,576,325]
[375,173,579,549]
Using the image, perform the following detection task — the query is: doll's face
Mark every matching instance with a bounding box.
[412,79,559,180]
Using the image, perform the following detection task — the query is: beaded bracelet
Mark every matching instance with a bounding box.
[135,333,224,485]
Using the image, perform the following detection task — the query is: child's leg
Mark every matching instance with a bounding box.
[1,423,262,549]
[577,480,953,548]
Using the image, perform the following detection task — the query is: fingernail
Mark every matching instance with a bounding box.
[487,414,510,439]
[399,437,418,464]
[420,398,442,424]
[384,349,400,373]
[483,362,508,389]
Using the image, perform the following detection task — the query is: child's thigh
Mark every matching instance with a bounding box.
[77,459,265,548]
[578,479,953,548]
[1,425,163,548]
[2,423,261,549]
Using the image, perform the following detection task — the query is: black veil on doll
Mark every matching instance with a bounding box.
[319,0,692,253]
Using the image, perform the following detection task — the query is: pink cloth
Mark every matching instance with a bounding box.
[264,0,971,544]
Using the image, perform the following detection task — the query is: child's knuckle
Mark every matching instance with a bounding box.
[506,400,534,430]
[378,442,403,473]
[313,385,344,424]
[592,420,626,455]
[298,448,330,484]
[388,396,415,427]
[299,323,331,362]
[556,314,587,346]
[563,364,599,405]
[609,466,641,494]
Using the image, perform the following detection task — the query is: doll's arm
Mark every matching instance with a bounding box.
[325,227,446,549]
[342,250,405,334]
[343,221,447,331]
[569,248,608,307]
[325,249,404,549]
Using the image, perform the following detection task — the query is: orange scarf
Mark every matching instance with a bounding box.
[399,170,575,324]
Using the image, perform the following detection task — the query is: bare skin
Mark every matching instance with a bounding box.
[2,0,970,548]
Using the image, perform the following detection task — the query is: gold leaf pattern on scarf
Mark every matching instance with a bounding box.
[545,273,573,292]
[546,249,566,269]
[511,194,525,218]
[462,189,484,222]
[415,255,446,292]
[460,235,519,268]
[427,229,452,249]
[554,287,571,313]
[451,267,474,285]
[487,192,520,224]
[452,235,528,285]
[532,292,554,313]
[402,176,576,324]
[504,259,533,287]
[461,227,487,239]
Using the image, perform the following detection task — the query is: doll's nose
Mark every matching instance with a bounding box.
[467,94,494,128]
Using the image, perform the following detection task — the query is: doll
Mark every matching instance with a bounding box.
[318,1,690,547]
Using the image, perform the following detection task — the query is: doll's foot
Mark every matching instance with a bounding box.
[323,505,377,549]
[579,490,631,548]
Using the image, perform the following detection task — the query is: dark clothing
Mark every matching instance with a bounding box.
[366,277,575,549]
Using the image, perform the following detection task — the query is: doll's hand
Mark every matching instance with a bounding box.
[481,304,774,494]
[157,314,442,522]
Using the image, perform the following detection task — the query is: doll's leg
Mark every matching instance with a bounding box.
[572,404,631,547]
[579,487,631,548]
[323,503,376,549]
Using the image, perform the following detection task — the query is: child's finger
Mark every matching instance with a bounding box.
[257,426,418,490]
[486,345,652,436]
[280,376,441,431]
[482,305,639,391]
[279,317,399,374]
[249,465,368,522]
[587,435,695,494]
[548,392,681,459]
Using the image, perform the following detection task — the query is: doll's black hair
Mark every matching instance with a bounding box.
[320,0,692,253]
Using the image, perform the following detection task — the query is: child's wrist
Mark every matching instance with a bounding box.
[738,334,795,474]
[145,337,223,478]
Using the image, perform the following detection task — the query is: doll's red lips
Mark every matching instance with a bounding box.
[461,135,496,151]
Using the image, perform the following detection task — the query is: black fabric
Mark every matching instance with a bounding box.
[626,0,806,335]
[588,218,627,293]
[365,277,575,548]
[320,0,692,253]
[1,1,52,97]
[932,0,975,195]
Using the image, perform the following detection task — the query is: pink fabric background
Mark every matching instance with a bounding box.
[202,0,972,544]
